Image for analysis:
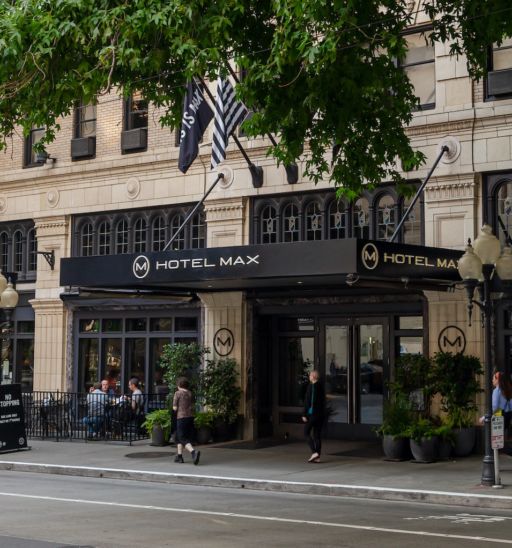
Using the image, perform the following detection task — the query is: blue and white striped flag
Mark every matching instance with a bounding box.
[211,78,248,169]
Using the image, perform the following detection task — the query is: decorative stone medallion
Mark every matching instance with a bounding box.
[216,166,234,189]
[126,177,141,200]
[47,189,60,208]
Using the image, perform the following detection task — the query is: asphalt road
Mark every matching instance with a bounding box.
[0,472,511,548]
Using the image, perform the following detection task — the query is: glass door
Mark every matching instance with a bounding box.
[321,319,388,430]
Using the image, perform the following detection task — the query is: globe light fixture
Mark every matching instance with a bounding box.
[0,271,19,386]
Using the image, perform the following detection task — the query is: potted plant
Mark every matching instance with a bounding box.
[141,408,171,446]
[406,417,440,463]
[194,410,216,444]
[375,394,412,460]
[433,352,483,457]
[199,358,242,442]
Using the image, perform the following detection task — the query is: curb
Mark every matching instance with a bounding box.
[1,461,511,509]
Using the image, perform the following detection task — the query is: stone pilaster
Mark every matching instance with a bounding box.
[204,198,247,247]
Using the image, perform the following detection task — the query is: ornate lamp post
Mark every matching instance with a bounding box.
[0,271,19,385]
[457,225,512,485]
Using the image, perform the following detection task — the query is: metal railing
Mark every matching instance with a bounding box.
[22,391,170,444]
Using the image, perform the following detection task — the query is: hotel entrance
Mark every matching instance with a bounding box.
[255,302,425,441]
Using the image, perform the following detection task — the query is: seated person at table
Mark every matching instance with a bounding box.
[83,382,107,437]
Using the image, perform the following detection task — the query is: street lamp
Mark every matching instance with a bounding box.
[0,271,19,385]
[457,225,512,486]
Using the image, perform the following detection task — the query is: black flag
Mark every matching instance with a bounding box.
[178,81,214,174]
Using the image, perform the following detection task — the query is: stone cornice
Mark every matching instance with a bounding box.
[29,298,66,311]
[424,177,476,202]
[204,200,245,222]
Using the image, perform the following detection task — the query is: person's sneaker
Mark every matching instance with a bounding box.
[174,454,184,463]
[192,450,201,465]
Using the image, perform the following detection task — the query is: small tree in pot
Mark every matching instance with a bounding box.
[375,394,413,461]
[194,410,216,444]
[142,408,172,446]
[159,342,209,394]
[199,358,242,441]
[433,352,483,457]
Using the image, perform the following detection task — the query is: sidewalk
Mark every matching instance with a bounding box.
[1,438,512,510]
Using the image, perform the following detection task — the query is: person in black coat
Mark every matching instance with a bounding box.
[302,370,326,463]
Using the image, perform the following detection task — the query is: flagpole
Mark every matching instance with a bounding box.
[225,64,298,184]
[196,77,264,188]
[162,173,224,252]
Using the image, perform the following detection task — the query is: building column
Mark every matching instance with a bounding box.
[30,216,70,391]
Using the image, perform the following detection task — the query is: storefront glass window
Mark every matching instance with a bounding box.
[0,232,8,271]
[191,213,206,249]
[14,231,23,272]
[398,336,423,355]
[134,218,147,253]
[398,316,423,329]
[152,216,166,251]
[17,321,35,333]
[79,339,99,390]
[98,221,111,255]
[402,196,422,245]
[16,338,34,392]
[102,338,121,393]
[126,338,146,390]
[278,318,315,331]
[175,317,198,331]
[81,223,93,256]
[102,319,122,332]
[151,318,172,331]
[127,318,147,332]
[278,337,314,406]
[79,319,99,333]
[150,338,171,396]
[28,228,37,271]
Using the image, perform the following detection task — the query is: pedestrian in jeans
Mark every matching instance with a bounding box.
[302,370,326,463]
[173,377,200,465]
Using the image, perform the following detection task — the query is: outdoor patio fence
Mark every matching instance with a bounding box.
[21,391,170,444]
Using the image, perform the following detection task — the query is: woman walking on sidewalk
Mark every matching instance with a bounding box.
[173,377,201,465]
[302,370,326,463]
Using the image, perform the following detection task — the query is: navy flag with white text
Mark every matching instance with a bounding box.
[178,81,214,174]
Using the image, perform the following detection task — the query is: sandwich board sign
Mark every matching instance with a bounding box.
[0,384,28,453]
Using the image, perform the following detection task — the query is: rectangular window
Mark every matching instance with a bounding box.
[24,126,45,167]
[401,32,435,110]
[76,102,97,137]
[125,92,148,130]
[492,38,512,71]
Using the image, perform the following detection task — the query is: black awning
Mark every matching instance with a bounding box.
[60,238,462,292]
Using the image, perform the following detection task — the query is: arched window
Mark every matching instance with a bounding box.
[27,228,37,271]
[170,214,185,250]
[282,203,300,242]
[352,197,370,239]
[191,212,206,249]
[98,221,111,256]
[13,231,23,272]
[152,216,166,251]
[376,194,396,241]
[496,182,512,247]
[80,223,93,256]
[328,200,347,239]
[134,218,147,253]
[402,196,422,245]
[305,201,323,241]
[0,232,7,272]
[260,205,277,244]
[115,219,129,254]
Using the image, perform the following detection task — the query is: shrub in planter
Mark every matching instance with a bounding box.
[434,420,455,460]
[406,417,440,463]
[375,395,412,461]
[141,409,171,446]
[194,411,216,444]
[159,342,209,395]
[433,352,483,457]
[200,358,242,441]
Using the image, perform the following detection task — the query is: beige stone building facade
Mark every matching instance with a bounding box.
[1,10,512,440]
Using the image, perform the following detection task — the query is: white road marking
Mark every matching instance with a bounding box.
[0,491,510,544]
[405,513,512,525]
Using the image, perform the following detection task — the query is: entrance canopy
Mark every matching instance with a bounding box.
[60,239,462,293]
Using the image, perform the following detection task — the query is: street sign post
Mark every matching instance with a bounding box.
[491,415,505,488]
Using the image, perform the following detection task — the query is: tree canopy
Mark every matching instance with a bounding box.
[0,0,511,197]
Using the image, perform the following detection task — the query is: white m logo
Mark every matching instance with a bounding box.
[133,255,150,279]
[361,243,379,270]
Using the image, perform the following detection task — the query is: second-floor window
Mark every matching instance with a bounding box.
[125,92,148,130]
[24,126,45,167]
[76,102,97,137]
[491,37,512,72]
[401,32,436,110]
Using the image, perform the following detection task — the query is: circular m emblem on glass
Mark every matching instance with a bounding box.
[361,243,379,270]
[133,255,151,279]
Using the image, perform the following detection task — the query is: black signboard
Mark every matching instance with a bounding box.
[60,239,464,293]
[0,384,28,453]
